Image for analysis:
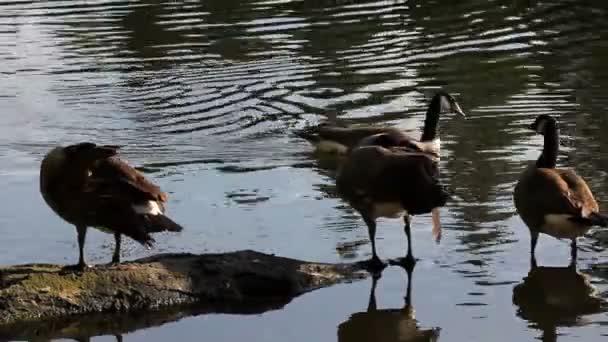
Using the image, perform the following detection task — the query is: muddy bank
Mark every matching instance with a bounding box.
[0,250,367,331]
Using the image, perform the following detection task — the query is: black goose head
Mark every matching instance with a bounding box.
[529,115,560,168]
[421,91,466,142]
[529,114,558,136]
[433,91,466,117]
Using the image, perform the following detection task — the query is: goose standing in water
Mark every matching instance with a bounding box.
[295,91,465,156]
[40,142,183,270]
[337,133,449,270]
[514,114,608,267]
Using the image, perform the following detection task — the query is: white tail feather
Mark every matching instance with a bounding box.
[133,201,163,215]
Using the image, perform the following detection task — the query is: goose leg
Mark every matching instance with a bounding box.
[111,233,121,264]
[530,231,538,269]
[404,259,415,308]
[367,272,380,312]
[362,213,385,271]
[570,238,577,265]
[403,215,416,266]
[67,225,89,271]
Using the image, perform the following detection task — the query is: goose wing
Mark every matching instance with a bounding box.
[90,157,167,204]
[525,168,598,218]
[297,124,411,147]
[373,149,446,214]
[80,157,171,244]
[337,146,445,214]
[554,168,599,215]
[356,132,438,159]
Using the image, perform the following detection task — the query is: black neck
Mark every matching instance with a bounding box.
[421,97,441,141]
[536,127,559,168]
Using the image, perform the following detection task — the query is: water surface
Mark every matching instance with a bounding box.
[2,0,608,341]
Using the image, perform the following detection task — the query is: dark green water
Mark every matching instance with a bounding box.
[2,0,608,341]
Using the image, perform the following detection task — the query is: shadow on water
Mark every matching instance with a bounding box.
[513,263,607,342]
[0,301,292,342]
[338,265,440,342]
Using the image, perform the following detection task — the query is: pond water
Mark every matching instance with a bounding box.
[2,0,608,341]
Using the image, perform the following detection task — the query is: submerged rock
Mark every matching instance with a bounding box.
[0,250,367,337]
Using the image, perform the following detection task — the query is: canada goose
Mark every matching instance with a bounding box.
[295,91,465,156]
[514,114,608,267]
[338,265,440,342]
[513,264,603,341]
[336,133,449,269]
[40,142,183,270]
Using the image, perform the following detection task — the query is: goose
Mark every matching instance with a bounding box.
[295,91,465,156]
[514,114,608,267]
[336,133,449,270]
[40,142,183,270]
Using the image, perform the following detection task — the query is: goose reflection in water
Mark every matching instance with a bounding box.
[338,264,440,342]
[513,262,606,342]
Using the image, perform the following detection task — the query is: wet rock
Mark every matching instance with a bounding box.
[0,250,367,329]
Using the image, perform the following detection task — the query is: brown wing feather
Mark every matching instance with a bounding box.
[90,157,168,204]
[318,126,411,148]
[80,157,173,244]
[336,146,446,215]
[82,195,154,244]
[554,168,599,216]
[355,132,436,157]
[515,167,598,225]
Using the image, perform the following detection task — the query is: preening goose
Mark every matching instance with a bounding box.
[336,133,449,269]
[513,114,608,267]
[295,91,465,156]
[40,142,183,270]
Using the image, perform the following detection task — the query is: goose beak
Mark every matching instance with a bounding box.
[453,102,466,118]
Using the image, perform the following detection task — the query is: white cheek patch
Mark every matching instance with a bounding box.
[439,96,450,112]
[536,120,546,134]
[133,200,163,215]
